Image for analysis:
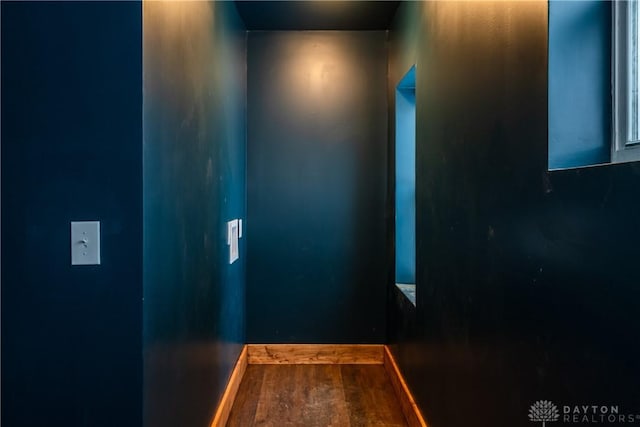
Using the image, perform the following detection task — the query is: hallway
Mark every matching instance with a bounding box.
[3,1,640,427]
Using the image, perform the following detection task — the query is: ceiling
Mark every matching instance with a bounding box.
[234,1,401,31]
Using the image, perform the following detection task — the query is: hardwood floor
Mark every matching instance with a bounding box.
[226,364,408,427]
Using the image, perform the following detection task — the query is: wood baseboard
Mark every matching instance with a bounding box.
[383,346,428,427]
[210,346,248,427]
[247,344,384,364]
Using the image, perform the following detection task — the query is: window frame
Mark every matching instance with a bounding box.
[613,0,640,163]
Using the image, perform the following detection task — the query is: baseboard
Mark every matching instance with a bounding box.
[247,344,384,364]
[210,346,248,427]
[383,345,428,427]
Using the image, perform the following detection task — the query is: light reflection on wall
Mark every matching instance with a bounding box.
[425,1,546,46]
[143,0,215,118]
[276,33,367,121]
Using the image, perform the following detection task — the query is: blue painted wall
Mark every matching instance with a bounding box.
[389,2,640,426]
[246,31,388,343]
[395,69,416,284]
[548,1,611,169]
[142,2,246,426]
[1,2,143,426]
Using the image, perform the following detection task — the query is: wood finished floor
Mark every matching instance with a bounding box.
[226,364,408,427]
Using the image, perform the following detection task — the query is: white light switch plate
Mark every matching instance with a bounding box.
[227,219,239,264]
[71,221,100,265]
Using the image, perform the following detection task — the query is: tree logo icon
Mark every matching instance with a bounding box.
[529,400,559,426]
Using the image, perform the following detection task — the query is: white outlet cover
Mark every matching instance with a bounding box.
[71,221,101,265]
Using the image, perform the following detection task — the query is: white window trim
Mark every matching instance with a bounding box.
[613,0,640,163]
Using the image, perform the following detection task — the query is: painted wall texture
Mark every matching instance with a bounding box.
[1,2,143,426]
[142,2,246,426]
[388,1,640,426]
[246,31,388,343]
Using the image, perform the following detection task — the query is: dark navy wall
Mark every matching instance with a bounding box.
[235,1,399,30]
[246,32,388,343]
[1,2,142,426]
[143,2,246,426]
[389,2,640,426]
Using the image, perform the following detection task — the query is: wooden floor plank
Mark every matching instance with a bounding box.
[341,365,407,427]
[226,365,265,427]
[304,365,350,426]
[253,365,297,426]
[252,365,350,426]
[227,365,407,427]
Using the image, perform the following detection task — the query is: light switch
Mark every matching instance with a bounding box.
[71,221,101,265]
[227,219,239,264]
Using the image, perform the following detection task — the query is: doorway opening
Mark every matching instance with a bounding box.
[395,65,416,305]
